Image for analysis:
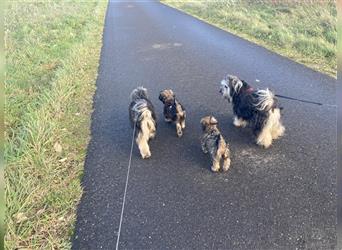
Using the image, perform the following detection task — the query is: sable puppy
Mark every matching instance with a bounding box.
[159,89,186,137]
[219,74,285,148]
[129,86,156,159]
[200,116,231,172]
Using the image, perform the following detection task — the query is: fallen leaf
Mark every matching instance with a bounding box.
[58,157,68,163]
[54,142,62,153]
[36,209,45,216]
[15,212,28,223]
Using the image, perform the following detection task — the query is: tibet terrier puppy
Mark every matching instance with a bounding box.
[129,86,156,159]
[159,89,186,137]
[219,74,285,148]
[200,116,231,172]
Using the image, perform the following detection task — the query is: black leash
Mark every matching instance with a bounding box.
[247,79,335,107]
[275,94,333,106]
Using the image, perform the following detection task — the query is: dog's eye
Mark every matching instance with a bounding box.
[225,85,228,88]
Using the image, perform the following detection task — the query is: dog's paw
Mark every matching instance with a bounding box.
[141,151,151,159]
[257,140,272,149]
[149,132,156,140]
[256,131,273,149]
[140,148,151,159]
[181,121,186,129]
[233,117,247,128]
[176,123,183,137]
[222,159,231,171]
[211,165,220,172]
[271,125,285,139]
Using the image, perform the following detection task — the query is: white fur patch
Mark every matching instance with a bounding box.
[233,80,243,93]
[227,74,243,93]
[220,79,231,100]
[254,88,275,111]
[233,116,247,128]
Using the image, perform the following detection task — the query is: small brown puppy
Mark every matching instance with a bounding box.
[159,89,186,137]
[200,116,231,172]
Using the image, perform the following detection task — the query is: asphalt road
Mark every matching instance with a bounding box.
[72,1,337,249]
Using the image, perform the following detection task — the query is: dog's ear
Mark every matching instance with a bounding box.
[200,117,208,131]
[169,90,176,105]
[159,91,166,103]
[209,116,218,125]
[200,117,206,125]
[228,75,243,92]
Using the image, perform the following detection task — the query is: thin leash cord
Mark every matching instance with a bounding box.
[115,122,136,250]
[275,94,336,107]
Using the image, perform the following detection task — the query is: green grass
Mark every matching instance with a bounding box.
[161,0,337,77]
[5,1,107,248]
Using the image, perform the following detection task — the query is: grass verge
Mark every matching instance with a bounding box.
[5,1,107,248]
[161,0,337,77]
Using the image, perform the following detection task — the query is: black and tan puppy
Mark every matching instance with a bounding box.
[129,86,156,159]
[159,89,186,137]
[200,116,231,172]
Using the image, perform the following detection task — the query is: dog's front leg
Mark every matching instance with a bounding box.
[180,111,186,129]
[222,150,231,172]
[211,157,220,172]
[176,122,183,137]
[233,116,247,128]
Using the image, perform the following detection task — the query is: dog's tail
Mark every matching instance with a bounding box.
[254,88,276,111]
[130,86,148,101]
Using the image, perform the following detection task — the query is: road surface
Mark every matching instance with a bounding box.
[72,1,337,249]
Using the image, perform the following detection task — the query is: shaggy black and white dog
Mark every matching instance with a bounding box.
[219,75,285,148]
[129,87,156,159]
[200,116,231,172]
[159,89,186,137]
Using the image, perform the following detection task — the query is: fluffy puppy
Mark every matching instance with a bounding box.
[159,89,186,137]
[129,86,156,159]
[219,74,285,148]
[200,116,231,172]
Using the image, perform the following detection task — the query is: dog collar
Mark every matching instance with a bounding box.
[245,87,254,94]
